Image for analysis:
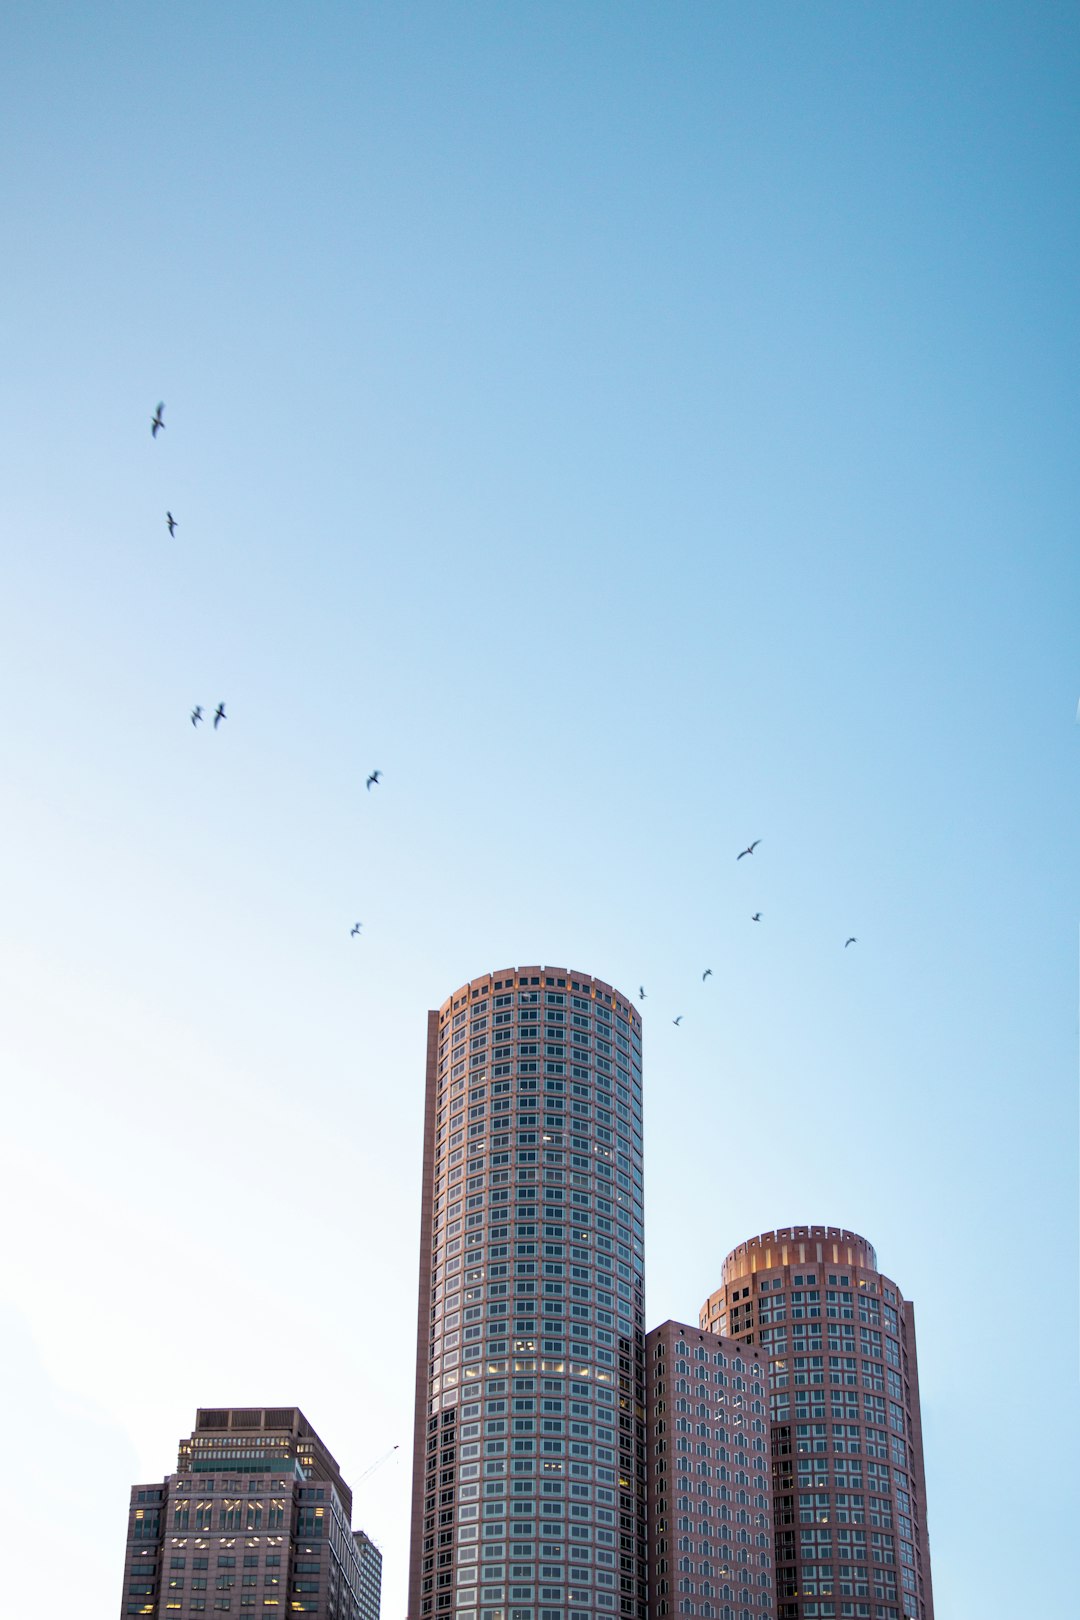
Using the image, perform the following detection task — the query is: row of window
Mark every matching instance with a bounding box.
[170,1556,283,1568]
[170,1504,288,1532]
[443,984,636,1019]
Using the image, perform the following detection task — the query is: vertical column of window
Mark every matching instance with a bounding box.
[561,992,594,1611]
[518,989,540,1075]
[427,1407,457,1615]
[541,991,567,1369]
[431,1004,461,1405]
[851,1279,884,1607]
[514,996,540,1347]
[592,1002,643,1619]
[540,1044,566,1362]
[487,999,513,1363]
[430,1063,446,1400]
[422,1408,439,1608]
[628,1036,648,1620]
[430,1062,455,1397]
[886,1289,920,1615]
[492,992,514,1078]
[487,1068,512,1394]
[481,1360,510,1615]
[821,1274,852,1611]
[454,1395,483,1612]
[769,1280,797,1619]
[592,1001,615,1378]
[462,1009,490,1407]
[510,1364,539,1610]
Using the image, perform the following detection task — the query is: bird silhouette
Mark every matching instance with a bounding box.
[366,770,381,790]
[702,969,713,981]
[737,840,761,860]
[351,922,363,937]
[191,706,203,727]
[751,913,762,922]
[638,986,646,1000]
[845,937,857,947]
[151,402,165,437]
[166,512,177,537]
[672,1015,683,1026]
[213,702,227,729]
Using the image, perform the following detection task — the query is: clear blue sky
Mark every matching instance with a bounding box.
[2,4,1077,1616]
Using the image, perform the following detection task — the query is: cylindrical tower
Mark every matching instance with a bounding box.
[408,966,647,1620]
[699,1226,933,1620]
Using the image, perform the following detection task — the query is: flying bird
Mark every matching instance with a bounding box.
[166,511,177,537]
[638,986,646,1000]
[751,913,762,922]
[351,922,363,937]
[213,702,227,729]
[845,937,857,948]
[702,969,713,982]
[672,1015,683,1027]
[151,402,165,437]
[366,770,381,790]
[737,840,761,860]
[191,706,203,727]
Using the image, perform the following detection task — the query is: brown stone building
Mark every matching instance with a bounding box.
[645,1321,775,1620]
[407,967,647,1620]
[119,1406,382,1620]
[699,1228,933,1620]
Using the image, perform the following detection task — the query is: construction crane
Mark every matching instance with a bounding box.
[353,1443,400,1486]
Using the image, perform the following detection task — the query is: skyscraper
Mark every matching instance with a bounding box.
[699,1227,934,1620]
[407,966,647,1620]
[645,1321,775,1620]
[119,1406,382,1620]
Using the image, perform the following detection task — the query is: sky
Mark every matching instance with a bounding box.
[1,2,1077,1615]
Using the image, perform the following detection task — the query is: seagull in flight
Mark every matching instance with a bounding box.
[638,986,646,1000]
[737,840,761,860]
[213,702,227,729]
[672,1015,683,1027]
[751,913,762,922]
[351,922,363,937]
[151,402,165,438]
[845,937,857,948]
[191,706,203,727]
[702,968,713,982]
[166,511,177,537]
[366,770,381,790]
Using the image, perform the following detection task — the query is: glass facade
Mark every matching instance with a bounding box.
[408,967,647,1620]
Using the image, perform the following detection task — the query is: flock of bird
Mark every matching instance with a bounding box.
[154,406,232,738]
[152,401,857,993]
[635,838,859,1027]
[190,702,226,729]
[152,401,379,937]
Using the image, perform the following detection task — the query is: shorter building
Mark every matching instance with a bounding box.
[353,1531,383,1620]
[646,1320,775,1620]
[700,1227,933,1620]
[119,1406,382,1620]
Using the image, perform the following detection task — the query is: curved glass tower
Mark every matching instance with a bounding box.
[407,966,646,1620]
[699,1226,934,1620]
